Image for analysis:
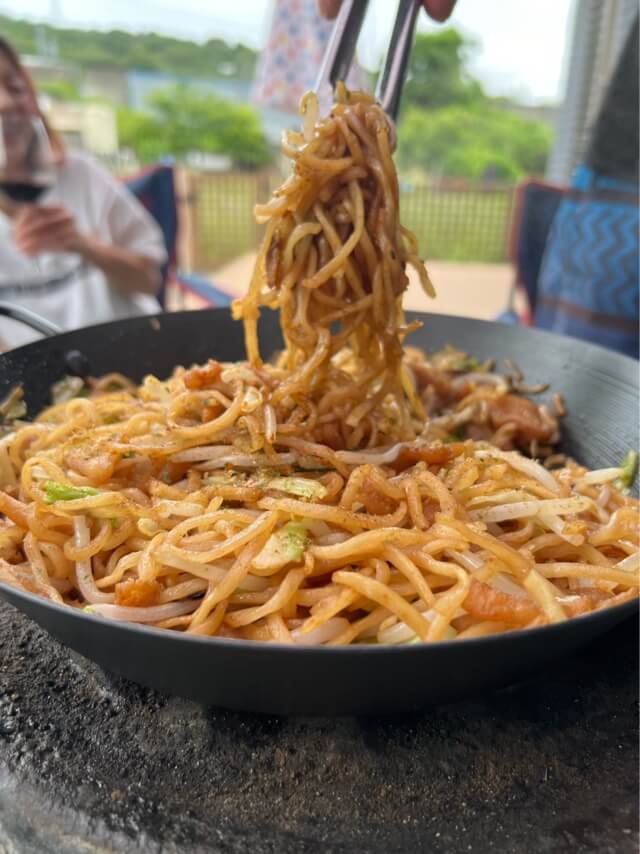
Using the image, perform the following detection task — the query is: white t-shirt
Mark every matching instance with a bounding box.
[0,151,167,349]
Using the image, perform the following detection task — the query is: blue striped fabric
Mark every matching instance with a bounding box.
[535,165,639,358]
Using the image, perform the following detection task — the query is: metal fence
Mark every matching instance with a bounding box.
[400,179,516,265]
[176,169,517,273]
[177,169,275,273]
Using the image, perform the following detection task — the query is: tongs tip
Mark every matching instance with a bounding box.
[315,0,421,121]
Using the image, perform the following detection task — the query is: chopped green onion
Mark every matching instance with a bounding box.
[44,481,99,503]
[430,347,480,373]
[449,356,480,372]
[615,450,638,492]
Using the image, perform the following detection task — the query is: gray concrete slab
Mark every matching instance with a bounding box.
[0,602,637,853]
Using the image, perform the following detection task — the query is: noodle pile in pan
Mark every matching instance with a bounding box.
[0,88,637,644]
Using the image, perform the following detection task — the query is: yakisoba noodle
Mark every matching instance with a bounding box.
[234,85,434,447]
[0,88,637,645]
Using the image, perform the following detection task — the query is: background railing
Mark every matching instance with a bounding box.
[400,178,516,265]
[176,169,274,272]
[175,169,517,273]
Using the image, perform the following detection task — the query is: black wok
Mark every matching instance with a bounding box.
[0,307,637,715]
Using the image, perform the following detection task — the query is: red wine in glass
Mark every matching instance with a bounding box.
[0,114,57,274]
[0,181,50,204]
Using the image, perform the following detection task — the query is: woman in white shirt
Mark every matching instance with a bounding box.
[0,37,167,349]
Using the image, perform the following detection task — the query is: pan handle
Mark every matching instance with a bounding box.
[0,301,61,337]
[0,301,90,378]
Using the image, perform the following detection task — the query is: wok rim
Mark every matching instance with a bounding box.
[2,306,639,370]
[1,579,637,656]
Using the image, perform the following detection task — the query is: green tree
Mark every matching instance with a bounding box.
[0,13,257,79]
[403,29,486,112]
[116,107,166,163]
[38,79,82,102]
[396,28,553,180]
[117,86,271,169]
[398,105,552,180]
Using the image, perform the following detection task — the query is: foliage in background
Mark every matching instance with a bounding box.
[402,29,485,111]
[398,30,552,180]
[38,78,82,102]
[398,105,552,181]
[0,13,257,79]
[3,11,553,181]
[117,86,271,169]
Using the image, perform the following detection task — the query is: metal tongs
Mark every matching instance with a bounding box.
[315,0,421,121]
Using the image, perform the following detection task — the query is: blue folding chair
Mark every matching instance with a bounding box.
[124,165,233,309]
[498,180,565,325]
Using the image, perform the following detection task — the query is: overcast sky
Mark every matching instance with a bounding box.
[0,0,575,104]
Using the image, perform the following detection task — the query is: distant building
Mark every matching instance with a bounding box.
[127,70,295,145]
[127,69,250,109]
[21,55,289,150]
[82,67,129,106]
[23,54,82,91]
[42,98,119,156]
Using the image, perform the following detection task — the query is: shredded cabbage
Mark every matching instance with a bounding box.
[253,521,310,571]
[266,477,327,501]
[51,375,86,405]
[474,448,560,493]
[469,495,592,523]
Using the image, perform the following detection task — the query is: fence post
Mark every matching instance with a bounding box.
[501,184,517,264]
[175,168,198,274]
[255,168,271,246]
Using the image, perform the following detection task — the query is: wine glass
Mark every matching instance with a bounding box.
[0,113,57,273]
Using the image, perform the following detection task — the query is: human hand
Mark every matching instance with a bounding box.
[318,0,457,22]
[13,204,86,256]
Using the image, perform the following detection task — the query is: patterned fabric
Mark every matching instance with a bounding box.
[253,0,362,113]
[535,165,639,358]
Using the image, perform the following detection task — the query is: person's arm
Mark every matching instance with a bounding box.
[77,234,160,296]
[13,204,160,296]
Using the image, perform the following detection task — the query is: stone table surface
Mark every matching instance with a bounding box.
[0,601,637,854]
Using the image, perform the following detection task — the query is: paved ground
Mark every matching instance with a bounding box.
[169,252,516,321]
